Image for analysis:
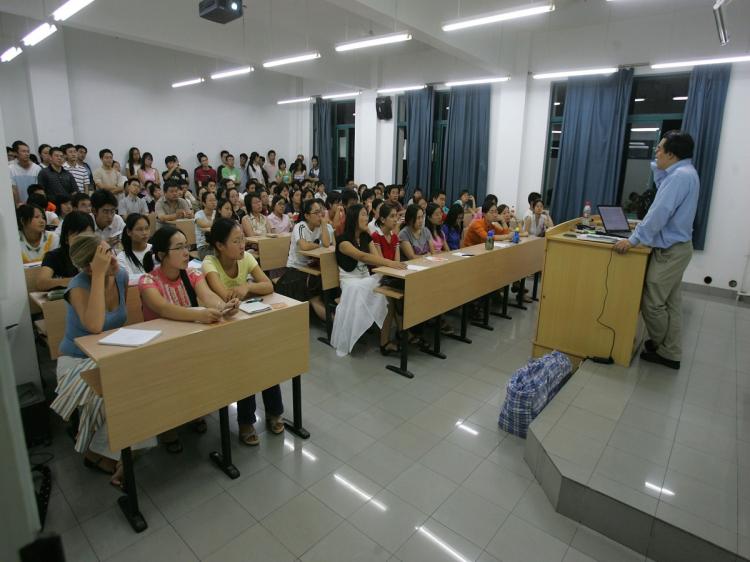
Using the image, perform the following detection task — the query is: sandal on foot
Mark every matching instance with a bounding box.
[266,415,285,435]
[380,342,400,356]
[83,451,117,475]
[192,418,208,434]
[239,424,260,446]
[110,461,124,490]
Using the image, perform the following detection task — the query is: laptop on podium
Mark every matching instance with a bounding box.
[597,205,632,238]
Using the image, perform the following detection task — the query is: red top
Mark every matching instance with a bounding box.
[371,228,399,261]
[138,266,204,321]
[194,167,217,187]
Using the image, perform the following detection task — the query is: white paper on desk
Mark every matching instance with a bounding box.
[188,259,203,269]
[239,301,272,314]
[496,243,512,248]
[451,252,471,257]
[406,264,427,271]
[99,328,161,347]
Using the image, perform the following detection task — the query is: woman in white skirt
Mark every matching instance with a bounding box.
[331,204,406,356]
[50,234,155,488]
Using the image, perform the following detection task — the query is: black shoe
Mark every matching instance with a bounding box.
[644,339,658,353]
[640,350,680,370]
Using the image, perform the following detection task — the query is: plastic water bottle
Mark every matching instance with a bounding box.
[512,227,520,244]
[582,201,592,226]
[485,230,495,250]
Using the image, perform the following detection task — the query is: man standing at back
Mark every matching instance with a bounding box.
[9,140,41,206]
[264,149,278,181]
[614,131,699,370]
[62,143,89,192]
[38,146,77,203]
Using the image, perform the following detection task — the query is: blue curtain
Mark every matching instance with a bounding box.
[551,69,634,222]
[682,64,731,250]
[313,99,333,189]
[444,85,491,204]
[406,86,434,195]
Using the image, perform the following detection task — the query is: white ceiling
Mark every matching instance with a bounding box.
[1,0,749,89]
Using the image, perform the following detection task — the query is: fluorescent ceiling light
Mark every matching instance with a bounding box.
[210,66,254,80]
[377,84,426,94]
[631,127,659,132]
[445,76,510,87]
[673,96,688,101]
[634,98,645,102]
[321,91,360,100]
[651,53,750,69]
[172,77,204,88]
[443,2,554,32]
[533,67,617,80]
[263,52,321,68]
[1,46,23,62]
[22,23,58,47]
[53,0,95,21]
[277,97,313,105]
[335,32,412,52]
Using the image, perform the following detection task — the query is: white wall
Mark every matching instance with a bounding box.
[354,91,396,186]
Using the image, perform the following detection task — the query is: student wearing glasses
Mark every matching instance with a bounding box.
[332,204,406,357]
[118,213,154,276]
[91,189,126,247]
[50,234,155,488]
[276,199,333,322]
[202,218,283,445]
[138,226,240,452]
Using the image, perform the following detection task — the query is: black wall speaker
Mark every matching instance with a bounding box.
[376,96,393,120]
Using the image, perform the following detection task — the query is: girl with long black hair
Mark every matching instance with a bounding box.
[117,213,154,275]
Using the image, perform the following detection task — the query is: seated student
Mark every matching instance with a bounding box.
[117,213,154,275]
[368,198,384,233]
[314,181,327,203]
[118,178,149,218]
[27,192,60,227]
[227,187,245,221]
[454,190,476,211]
[273,182,290,201]
[361,189,375,216]
[337,189,360,236]
[38,211,94,290]
[326,191,345,235]
[331,204,406,357]
[496,204,528,238]
[406,187,423,207]
[442,203,465,251]
[399,203,435,259]
[202,218,283,445]
[425,202,448,252]
[267,195,292,234]
[217,197,240,223]
[197,178,217,201]
[473,194,498,220]
[370,203,400,262]
[156,181,193,228]
[91,189,126,247]
[524,191,542,222]
[258,188,271,215]
[138,226,240,451]
[17,203,59,263]
[431,190,449,218]
[302,187,315,202]
[179,178,200,212]
[195,191,217,259]
[462,200,509,247]
[285,188,304,219]
[145,181,161,214]
[56,193,73,221]
[524,198,554,236]
[276,199,333,321]
[50,234,155,488]
[241,192,270,236]
[55,192,92,236]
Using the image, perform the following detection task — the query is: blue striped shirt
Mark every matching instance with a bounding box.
[629,159,699,249]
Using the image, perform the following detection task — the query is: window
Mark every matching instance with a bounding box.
[396,96,408,185]
[334,100,355,188]
[541,74,689,217]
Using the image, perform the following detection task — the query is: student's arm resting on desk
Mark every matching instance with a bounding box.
[36,268,70,291]
[339,240,406,269]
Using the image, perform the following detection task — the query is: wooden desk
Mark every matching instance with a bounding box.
[299,246,338,344]
[245,233,292,271]
[76,293,310,532]
[373,237,545,377]
[172,218,196,247]
[25,264,43,314]
[532,219,650,366]
[30,286,144,360]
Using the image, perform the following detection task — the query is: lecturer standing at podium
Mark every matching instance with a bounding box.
[614,131,698,370]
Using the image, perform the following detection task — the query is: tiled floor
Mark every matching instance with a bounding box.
[30,290,744,561]
[530,291,750,560]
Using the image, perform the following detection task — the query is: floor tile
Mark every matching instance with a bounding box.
[45,491,78,534]
[309,465,383,518]
[261,492,342,557]
[556,406,616,444]
[387,463,458,515]
[593,447,667,501]
[667,442,738,494]
[570,526,645,562]
[420,440,484,484]
[312,422,376,462]
[660,468,738,532]
[348,440,415,487]
[454,376,504,402]
[226,464,303,520]
[487,434,535,480]
[203,523,296,562]
[396,518,483,562]
[486,514,568,562]
[409,404,465,438]
[105,525,197,562]
[431,391,485,419]
[350,406,405,439]
[301,521,391,562]
[379,423,442,461]
[275,442,343,488]
[432,486,510,549]
[562,547,598,562]
[318,392,374,422]
[607,423,673,467]
[463,459,532,512]
[376,392,430,420]
[513,483,578,544]
[172,492,255,559]
[144,466,224,522]
[618,402,679,441]
[350,489,429,553]
[59,525,98,562]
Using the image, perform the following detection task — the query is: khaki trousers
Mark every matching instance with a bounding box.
[641,241,693,361]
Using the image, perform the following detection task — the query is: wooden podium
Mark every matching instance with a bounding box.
[532,218,650,366]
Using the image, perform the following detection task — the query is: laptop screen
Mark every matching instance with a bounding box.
[598,206,630,231]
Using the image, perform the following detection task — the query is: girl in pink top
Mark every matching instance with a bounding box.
[425,202,447,252]
[138,152,160,186]
[267,195,292,234]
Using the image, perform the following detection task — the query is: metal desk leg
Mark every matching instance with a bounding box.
[420,314,446,359]
[117,447,147,533]
[445,304,472,344]
[509,277,528,310]
[386,329,414,378]
[210,406,240,479]
[491,286,512,320]
[471,296,494,331]
[532,272,540,301]
[317,290,333,346]
[284,376,311,439]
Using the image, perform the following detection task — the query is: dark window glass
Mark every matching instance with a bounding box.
[551,83,566,117]
[434,91,450,122]
[629,75,690,115]
[335,101,356,125]
[397,96,406,123]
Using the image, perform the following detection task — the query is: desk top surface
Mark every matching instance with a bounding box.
[299,245,335,258]
[75,292,303,362]
[245,233,291,243]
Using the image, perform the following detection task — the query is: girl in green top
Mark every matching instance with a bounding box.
[202,218,283,445]
[276,158,291,184]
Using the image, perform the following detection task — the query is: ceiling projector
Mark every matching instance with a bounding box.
[199,0,243,24]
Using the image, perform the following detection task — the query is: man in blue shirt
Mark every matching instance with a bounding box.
[614,131,698,369]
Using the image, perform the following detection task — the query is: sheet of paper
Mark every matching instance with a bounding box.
[188,259,203,269]
[425,256,448,262]
[451,252,471,257]
[406,264,428,271]
[99,328,161,347]
[239,301,272,315]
